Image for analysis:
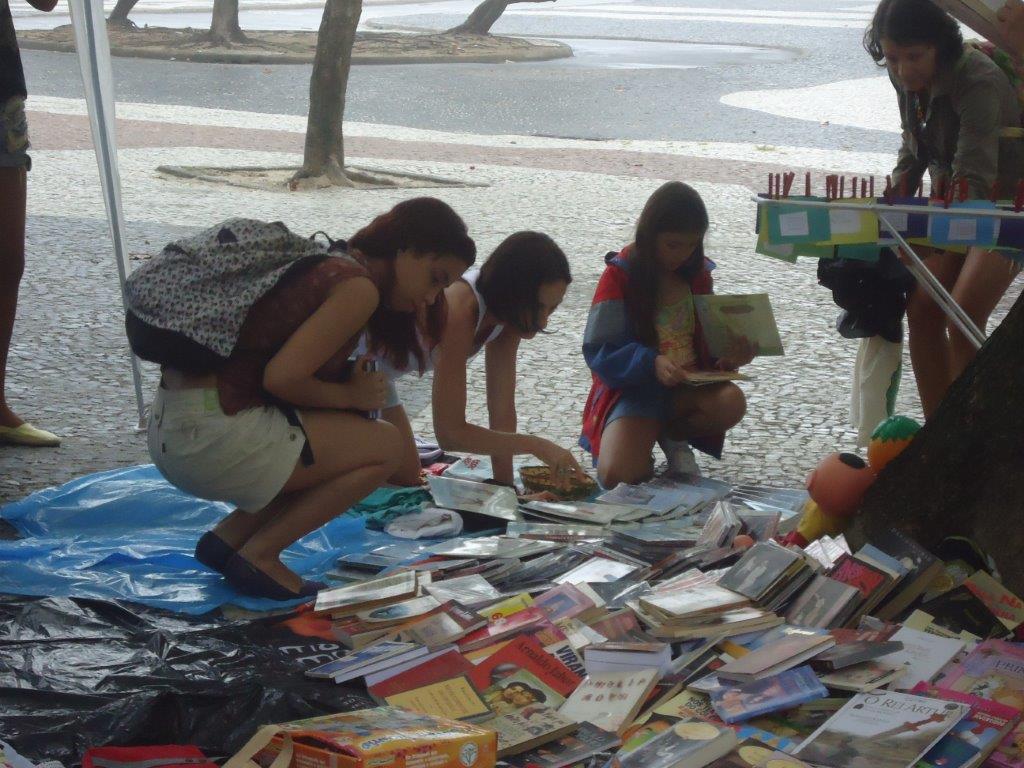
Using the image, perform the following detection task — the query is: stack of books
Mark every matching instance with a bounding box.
[274,460,1024,768]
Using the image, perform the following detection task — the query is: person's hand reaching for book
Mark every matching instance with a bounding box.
[531,439,587,490]
[998,1,1024,59]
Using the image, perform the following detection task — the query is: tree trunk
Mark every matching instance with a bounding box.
[448,0,555,35]
[851,290,1024,595]
[107,0,141,27]
[207,0,247,44]
[291,0,365,187]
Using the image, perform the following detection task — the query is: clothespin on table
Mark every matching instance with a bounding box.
[1013,180,1024,212]
[782,172,795,197]
[767,173,774,198]
[805,171,812,197]
[957,178,968,203]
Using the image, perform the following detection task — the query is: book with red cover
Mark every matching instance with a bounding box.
[367,648,475,701]
[829,554,895,618]
[469,635,582,697]
[458,607,554,652]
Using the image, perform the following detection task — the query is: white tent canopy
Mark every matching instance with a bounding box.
[66,0,146,427]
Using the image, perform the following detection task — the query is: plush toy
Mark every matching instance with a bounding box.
[867,415,922,473]
[782,452,878,548]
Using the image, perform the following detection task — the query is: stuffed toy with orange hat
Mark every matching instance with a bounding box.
[867,415,921,473]
[782,452,878,548]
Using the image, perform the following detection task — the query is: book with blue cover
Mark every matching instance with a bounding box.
[710,666,829,724]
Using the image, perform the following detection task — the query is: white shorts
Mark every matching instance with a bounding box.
[148,385,307,510]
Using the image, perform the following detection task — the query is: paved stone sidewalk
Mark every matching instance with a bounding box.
[1,104,1020,503]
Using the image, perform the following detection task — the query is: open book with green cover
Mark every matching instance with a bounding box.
[693,293,785,359]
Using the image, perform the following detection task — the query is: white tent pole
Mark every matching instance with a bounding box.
[66,0,147,429]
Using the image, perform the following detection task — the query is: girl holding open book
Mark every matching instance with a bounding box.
[580,182,752,488]
[866,0,1024,418]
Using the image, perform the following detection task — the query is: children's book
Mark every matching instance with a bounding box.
[501,721,621,768]
[253,707,497,768]
[933,638,1024,711]
[793,691,971,768]
[469,634,582,697]
[709,666,829,724]
[481,669,565,718]
[693,293,784,358]
[611,720,739,768]
[486,706,579,758]
[911,683,1021,768]
[558,668,662,735]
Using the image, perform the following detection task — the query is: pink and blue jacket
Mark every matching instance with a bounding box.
[579,245,724,460]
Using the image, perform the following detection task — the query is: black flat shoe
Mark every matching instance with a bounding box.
[222,553,325,602]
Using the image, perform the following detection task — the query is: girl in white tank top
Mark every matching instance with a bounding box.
[370,232,588,489]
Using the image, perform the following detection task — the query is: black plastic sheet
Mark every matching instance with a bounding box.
[0,596,373,767]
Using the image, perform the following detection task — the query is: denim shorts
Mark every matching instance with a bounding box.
[148,385,307,511]
[0,96,31,171]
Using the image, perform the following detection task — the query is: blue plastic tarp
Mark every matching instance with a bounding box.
[0,465,408,614]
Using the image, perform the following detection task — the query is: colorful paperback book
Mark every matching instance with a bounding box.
[793,691,971,768]
[911,683,1021,768]
[558,668,662,735]
[458,607,554,652]
[469,635,582,697]
[366,647,473,700]
[384,674,492,721]
[706,740,812,767]
[934,638,1024,711]
[693,293,784,358]
[964,571,1024,630]
[485,706,579,758]
[501,721,621,768]
[710,666,829,724]
[480,593,534,622]
[829,553,894,610]
[482,669,565,717]
[746,698,847,747]
[611,720,739,768]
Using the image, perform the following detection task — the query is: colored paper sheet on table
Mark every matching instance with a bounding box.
[929,200,1000,247]
[877,196,929,242]
[756,231,798,263]
[827,198,879,245]
[765,198,831,245]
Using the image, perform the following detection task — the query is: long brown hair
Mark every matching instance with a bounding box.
[349,197,476,371]
[626,182,709,347]
[476,231,572,335]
